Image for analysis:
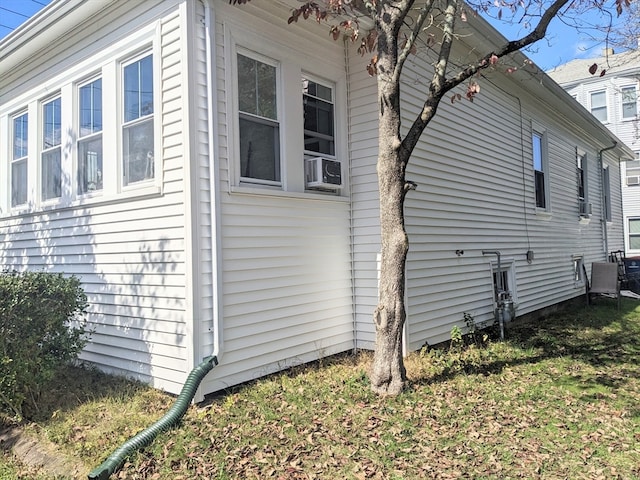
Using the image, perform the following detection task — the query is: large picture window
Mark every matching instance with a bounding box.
[237,52,280,184]
[41,97,62,201]
[11,112,28,207]
[78,78,103,194]
[123,53,154,186]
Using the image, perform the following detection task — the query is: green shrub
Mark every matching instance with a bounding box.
[0,270,90,420]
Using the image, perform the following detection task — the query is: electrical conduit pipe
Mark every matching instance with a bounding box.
[87,355,218,480]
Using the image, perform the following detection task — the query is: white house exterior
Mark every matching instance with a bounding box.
[0,0,634,399]
[548,49,640,255]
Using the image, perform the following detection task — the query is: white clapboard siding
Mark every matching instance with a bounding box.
[197,0,354,395]
[347,27,626,351]
[0,1,191,394]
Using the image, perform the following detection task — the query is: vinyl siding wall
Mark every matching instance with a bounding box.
[349,39,625,350]
[0,0,191,394]
[197,1,354,394]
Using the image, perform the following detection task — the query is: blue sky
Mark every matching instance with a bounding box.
[0,0,52,39]
[0,0,621,71]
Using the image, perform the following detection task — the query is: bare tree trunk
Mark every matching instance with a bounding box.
[369,3,410,395]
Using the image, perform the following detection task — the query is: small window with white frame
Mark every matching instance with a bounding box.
[41,95,62,201]
[303,76,334,156]
[11,111,29,207]
[122,52,154,186]
[576,148,590,216]
[621,85,638,120]
[78,77,103,195]
[237,51,281,186]
[590,90,607,122]
[532,125,549,210]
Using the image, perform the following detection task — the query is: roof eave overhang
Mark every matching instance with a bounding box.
[0,0,114,75]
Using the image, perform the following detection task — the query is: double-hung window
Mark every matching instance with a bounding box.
[41,97,62,201]
[532,129,548,209]
[237,52,280,185]
[629,219,640,250]
[576,149,589,216]
[622,86,638,120]
[303,77,334,156]
[11,112,28,207]
[590,90,607,122]
[78,78,103,194]
[123,53,154,186]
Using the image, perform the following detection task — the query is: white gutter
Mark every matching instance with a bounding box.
[201,0,223,361]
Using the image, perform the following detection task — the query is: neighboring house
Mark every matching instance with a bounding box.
[548,48,640,255]
[0,0,634,400]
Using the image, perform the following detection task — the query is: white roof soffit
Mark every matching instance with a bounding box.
[0,0,116,74]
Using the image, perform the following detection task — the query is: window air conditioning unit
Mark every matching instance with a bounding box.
[579,200,592,217]
[627,175,640,186]
[305,157,342,189]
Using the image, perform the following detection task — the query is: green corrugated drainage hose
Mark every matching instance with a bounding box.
[87,355,218,480]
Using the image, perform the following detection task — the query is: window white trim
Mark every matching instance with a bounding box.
[589,89,608,123]
[224,21,347,197]
[532,121,550,213]
[10,110,29,209]
[0,24,160,218]
[39,93,63,204]
[120,49,157,189]
[621,85,638,120]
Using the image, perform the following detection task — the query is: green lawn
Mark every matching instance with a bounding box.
[2,298,640,479]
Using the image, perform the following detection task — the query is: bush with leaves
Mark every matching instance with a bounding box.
[0,270,90,420]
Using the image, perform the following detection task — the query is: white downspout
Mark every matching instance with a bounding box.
[202,0,223,361]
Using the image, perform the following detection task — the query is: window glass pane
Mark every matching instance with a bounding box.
[622,87,637,118]
[303,78,335,156]
[577,152,585,200]
[630,219,640,234]
[591,91,606,108]
[239,116,280,181]
[590,91,607,121]
[631,237,640,250]
[13,114,28,159]
[124,55,153,123]
[627,160,640,175]
[11,160,27,207]
[532,133,543,171]
[41,149,62,200]
[532,131,545,208]
[78,136,103,194]
[123,118,154,184]
[43,98,61,149]
[237,54,277,120]
[80,79,102,137]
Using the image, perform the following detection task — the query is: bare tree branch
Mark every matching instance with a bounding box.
[401,0,571,156]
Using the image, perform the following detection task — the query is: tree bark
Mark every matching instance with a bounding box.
[369,2,410,395]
